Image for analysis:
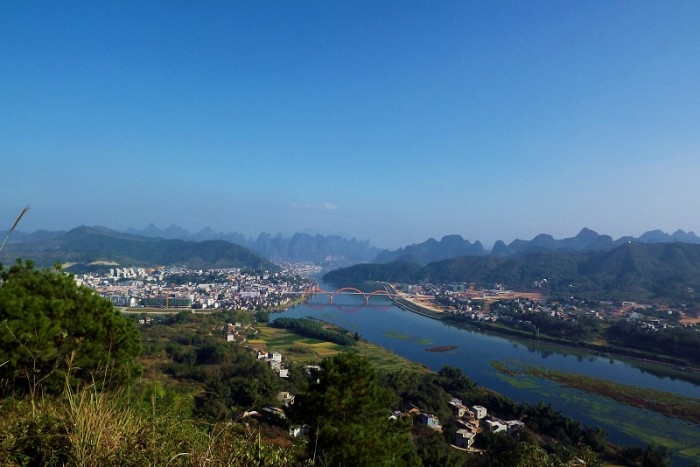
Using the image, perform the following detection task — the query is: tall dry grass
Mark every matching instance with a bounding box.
[0,383,306,466]
[0,205,30,253]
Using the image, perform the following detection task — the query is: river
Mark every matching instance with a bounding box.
[273,282,700,465]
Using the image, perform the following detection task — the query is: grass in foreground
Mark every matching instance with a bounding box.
[0,386,303,467]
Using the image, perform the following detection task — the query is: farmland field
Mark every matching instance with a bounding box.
[251,324,430,373]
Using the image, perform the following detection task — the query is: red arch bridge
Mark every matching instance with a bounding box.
[292,287,397,304]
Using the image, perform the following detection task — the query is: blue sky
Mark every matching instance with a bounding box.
[2,1,699,248]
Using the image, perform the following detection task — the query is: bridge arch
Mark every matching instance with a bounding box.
[309,286,397,304]
[333,287,365,295]
[367,290,394,297]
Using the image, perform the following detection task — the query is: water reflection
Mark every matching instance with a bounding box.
[277,285,700,464]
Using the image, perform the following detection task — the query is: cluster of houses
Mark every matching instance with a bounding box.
[221,322,292,378]
[629,315,669,331]
[278,389,527,448]
[255,349,290,378]
[392,398,525,451]
[224,322,247,343]
[473,295,694,333]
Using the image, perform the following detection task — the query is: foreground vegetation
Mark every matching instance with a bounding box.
[0,260,141,396]
[0,387,303,466]
[0,262,678,466]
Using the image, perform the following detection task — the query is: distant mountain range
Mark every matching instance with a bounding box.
[0,226,277,272]
[125,224,381,266]
[4,224,700,281]
[325,241,700,304]
[374,228,700,265]
[374,235,486,264]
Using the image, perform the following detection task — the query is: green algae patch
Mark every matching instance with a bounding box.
[490,360,543,390]
[384,331,434,347]
[524,366,700,425]
[384,331,413,340]
[426,345,457,352]
[491,360,522,376]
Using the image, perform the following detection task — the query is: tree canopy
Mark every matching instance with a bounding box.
[0,260,141,396]
[291,352,418,466]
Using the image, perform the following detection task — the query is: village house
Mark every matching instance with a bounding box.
[416,412,442,431]
[471,405,487,419]
[484,419,507,433]
[455,429,476,449]
[506,420,525,434]
[448,398,469,417]
[454,418,480,434]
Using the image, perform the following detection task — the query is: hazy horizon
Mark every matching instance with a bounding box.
[7,220,700,252]
[3,2,699,250]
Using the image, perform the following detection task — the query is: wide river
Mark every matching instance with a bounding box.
[273,282,700,465]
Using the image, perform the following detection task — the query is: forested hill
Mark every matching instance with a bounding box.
[0,225,277,271]
[325,242,700,303]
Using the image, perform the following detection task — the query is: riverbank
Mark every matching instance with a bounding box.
[381,282,448,318]
[282,290,700,466]
[384,286,700,382]
[454,318,700,380]
[269,294,310,311]
[392,294,446,318]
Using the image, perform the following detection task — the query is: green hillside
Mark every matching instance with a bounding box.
[1,226,278,271]
[325,242,700,303]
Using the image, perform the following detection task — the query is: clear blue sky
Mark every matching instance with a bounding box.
[2,1,699,248]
